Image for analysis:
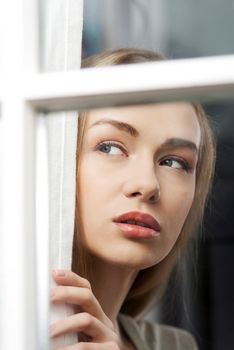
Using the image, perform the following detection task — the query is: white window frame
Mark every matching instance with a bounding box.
[1,1,234,350]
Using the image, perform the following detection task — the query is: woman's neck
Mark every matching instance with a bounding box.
[87,254,138,323]
[77,252,139,349]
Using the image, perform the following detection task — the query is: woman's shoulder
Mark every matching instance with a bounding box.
[118,313,199,350]
[137,318,198,350]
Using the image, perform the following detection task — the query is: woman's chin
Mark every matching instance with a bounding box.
[92,248,160,270]
[84,236,165,270]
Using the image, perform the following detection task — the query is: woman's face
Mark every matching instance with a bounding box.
[78,103,200,270]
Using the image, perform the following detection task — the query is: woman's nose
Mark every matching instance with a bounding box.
[122,162,160,204]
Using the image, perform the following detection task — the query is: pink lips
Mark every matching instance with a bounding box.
[113,211,161,239]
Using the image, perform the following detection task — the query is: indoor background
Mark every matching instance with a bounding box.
[82,1,234,350]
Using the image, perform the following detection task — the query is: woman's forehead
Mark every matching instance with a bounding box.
[86,102,201,147]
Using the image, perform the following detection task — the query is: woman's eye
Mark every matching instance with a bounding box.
[160,158,190,171]
[96,142,125,156]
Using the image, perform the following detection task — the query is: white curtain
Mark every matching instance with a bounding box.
[40,1,83,348]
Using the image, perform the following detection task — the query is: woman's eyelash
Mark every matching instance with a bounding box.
[160,158,192,172]
[95,142,192,172]
[95,141,126,155]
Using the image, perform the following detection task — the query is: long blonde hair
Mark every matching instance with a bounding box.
[72,48,216,319]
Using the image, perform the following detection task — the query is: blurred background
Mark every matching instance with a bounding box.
[82,1,234,350]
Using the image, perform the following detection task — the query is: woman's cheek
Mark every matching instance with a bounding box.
[162,179,195,221]
[175,189,195,228]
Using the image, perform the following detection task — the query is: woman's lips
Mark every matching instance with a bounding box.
[112,211,161,239]
[113,222,160,239]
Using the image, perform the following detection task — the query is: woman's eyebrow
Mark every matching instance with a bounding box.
[88,119,139,137]
[88,119,198,152]
[159,138,198,153]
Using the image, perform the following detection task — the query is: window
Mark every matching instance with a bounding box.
[1,1,234,349]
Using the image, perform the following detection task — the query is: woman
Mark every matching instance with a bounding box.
[50,49,216,349]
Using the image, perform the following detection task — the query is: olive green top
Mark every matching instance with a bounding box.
[118,313,198,350]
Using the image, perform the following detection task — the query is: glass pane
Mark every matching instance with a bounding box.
[83,0,234,59]
[75,98,234,350]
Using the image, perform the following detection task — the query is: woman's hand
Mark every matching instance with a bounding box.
[50,269,120,349]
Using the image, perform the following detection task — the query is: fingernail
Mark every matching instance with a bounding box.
[54,269,66,276]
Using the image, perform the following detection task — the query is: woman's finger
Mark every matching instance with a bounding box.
[51,312,118,343]
[51,286,114,331]
[52,270,92,290]
[57,341,119,350]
